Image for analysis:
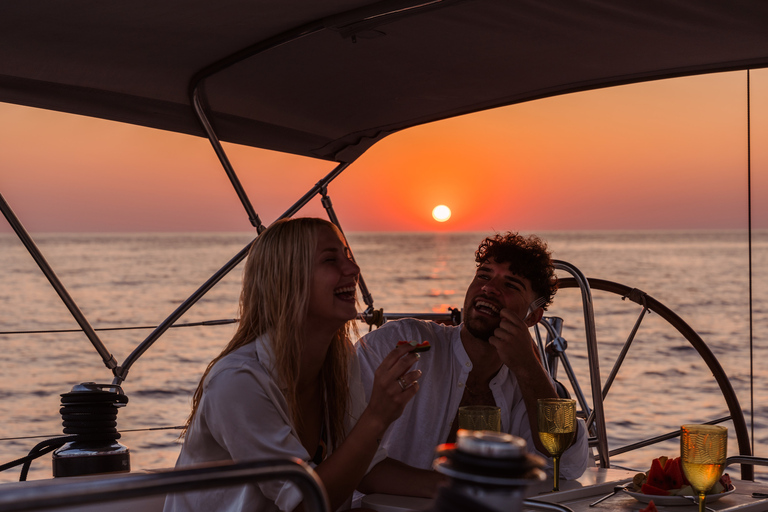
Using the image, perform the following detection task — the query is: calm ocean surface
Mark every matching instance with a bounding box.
[1,230,768,483]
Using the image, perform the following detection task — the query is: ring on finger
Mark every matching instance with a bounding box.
[397,377,407,391]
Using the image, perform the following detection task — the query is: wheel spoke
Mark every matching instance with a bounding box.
[555,277,753,479]
[601,304,650,401]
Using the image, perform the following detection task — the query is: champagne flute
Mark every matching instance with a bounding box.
[537,398,576,491]
[458,405,501,432]
[680,424,727,512]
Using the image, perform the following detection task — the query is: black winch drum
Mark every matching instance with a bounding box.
[52,383,130,477]
[432,430,546,512]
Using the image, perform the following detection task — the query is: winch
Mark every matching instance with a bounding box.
[52,382,130,477]
[430,430,546,512]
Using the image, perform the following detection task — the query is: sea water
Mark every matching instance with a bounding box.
[1,230,767,483]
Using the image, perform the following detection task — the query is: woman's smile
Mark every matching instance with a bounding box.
[307,226,360,330]
[334,285,357,303]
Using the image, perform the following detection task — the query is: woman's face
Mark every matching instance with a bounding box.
[305,225,360,333]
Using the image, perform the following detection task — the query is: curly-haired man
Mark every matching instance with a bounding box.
[357,232,589,480]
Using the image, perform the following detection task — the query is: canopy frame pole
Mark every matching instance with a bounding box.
[319,186,375,312]
[0,191,118,371]
[114,161,350,384]
[191,88,264,232]
[187,15,327,231]
[8,0,461,384]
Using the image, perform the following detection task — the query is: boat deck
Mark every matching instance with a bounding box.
[532,472,768,512]
[362,468,768,512]
[0,464,766,511]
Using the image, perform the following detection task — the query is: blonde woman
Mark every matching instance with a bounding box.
[164,218,441,512]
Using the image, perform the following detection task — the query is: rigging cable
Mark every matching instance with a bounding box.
[0,436,75,481]
[747,69,754,457]
[0,319,237,336]
[0,426,183,443]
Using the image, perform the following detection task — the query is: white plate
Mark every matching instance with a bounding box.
[624,485,735,506]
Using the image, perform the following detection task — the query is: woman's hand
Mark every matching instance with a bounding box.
[312,345,424,511]
[365,344,423,429]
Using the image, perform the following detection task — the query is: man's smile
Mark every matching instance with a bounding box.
[473,298,501,317]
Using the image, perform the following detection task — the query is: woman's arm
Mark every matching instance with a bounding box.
[313,344,424,510]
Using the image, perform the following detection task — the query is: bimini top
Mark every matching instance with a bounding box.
[3,0,768,162]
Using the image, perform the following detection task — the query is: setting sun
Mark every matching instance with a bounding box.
[432,205,452,222]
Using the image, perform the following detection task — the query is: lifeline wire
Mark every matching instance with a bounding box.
[0,319,237,336]
[0,425,184,443]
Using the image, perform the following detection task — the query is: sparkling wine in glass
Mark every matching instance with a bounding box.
[680,424,727,512]
[458,405,501,432]
[537,398,576,491]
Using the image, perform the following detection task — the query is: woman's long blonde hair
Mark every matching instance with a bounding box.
[182,217,354,449]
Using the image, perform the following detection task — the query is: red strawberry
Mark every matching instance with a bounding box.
[646,458,667,489]
[663,457,685,489]
[396,340,431,352]
[641,483,670,496]
[646,456,685,491]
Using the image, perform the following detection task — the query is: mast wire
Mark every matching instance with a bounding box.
[747,69,754,457]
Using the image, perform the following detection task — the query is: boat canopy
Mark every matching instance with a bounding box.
[3,0,768,163]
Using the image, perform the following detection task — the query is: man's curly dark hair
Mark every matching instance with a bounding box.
[475,232,557,309]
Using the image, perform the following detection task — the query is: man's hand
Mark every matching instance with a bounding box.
[489,307,559,456]
[488,308,537,369]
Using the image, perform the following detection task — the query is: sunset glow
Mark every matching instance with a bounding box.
[1,70,767,233]
[432,205,452,222]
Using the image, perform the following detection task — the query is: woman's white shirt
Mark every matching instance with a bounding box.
[164,334,387,512]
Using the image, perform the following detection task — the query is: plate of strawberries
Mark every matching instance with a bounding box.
[624,456,734,505]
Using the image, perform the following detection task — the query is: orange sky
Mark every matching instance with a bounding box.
[1,69,767,233]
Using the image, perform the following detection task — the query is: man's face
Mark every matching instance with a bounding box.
[462,258,536,341]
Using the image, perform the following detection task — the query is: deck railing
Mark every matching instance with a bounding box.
[0,459,328,512]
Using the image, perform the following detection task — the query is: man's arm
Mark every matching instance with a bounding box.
[491,308,589,478]
[489,308,558,454]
